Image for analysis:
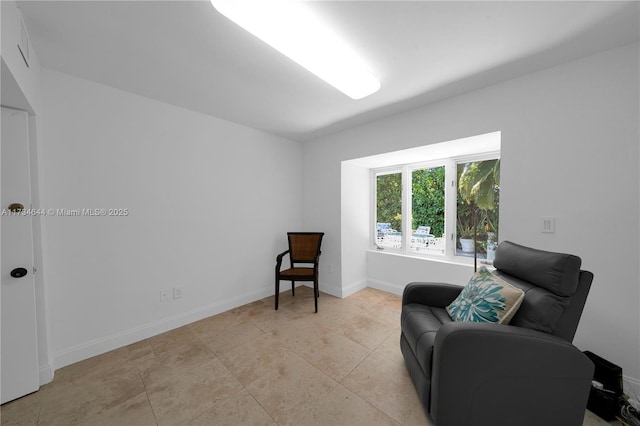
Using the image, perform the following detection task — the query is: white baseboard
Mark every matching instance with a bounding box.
[367,278,404,296]
[294,282,340,299]
[340,279,368,298]
[39,363,54,386]
[52,287,273,370]
[305,279,366,299]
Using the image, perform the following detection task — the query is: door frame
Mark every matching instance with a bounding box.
[1,106,40,403]
[1,63,53,394]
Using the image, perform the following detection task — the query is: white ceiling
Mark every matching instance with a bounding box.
[17,1,640,142]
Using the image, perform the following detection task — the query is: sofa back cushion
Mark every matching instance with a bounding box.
[492,241,582,335]
[493,241,581,297]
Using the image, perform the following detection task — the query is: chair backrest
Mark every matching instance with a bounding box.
[492,241,593,342]
[287,232,324,263]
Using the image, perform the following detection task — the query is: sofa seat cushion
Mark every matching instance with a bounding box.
[401,304,453,374]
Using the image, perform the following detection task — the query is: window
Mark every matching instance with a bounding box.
[410,164,445,254]
[456,159,500,259]
[375,171,402,249]
[373,150,500,262]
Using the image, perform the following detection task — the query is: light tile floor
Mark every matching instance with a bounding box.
[0,286,621,425]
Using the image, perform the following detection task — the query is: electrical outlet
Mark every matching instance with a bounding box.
[173,287,183,299]
[160,289,169,301]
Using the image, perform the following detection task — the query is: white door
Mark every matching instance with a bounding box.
[1,106,40,404]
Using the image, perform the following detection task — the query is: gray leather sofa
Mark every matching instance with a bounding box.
[400,241,595,426]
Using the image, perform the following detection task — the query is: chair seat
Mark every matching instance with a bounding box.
[278,267,315,280]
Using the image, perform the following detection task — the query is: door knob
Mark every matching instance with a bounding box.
[10,267,28,278]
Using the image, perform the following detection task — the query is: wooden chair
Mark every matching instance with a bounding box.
[275,232,324,313]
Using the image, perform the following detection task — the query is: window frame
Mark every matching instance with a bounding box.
[372,150,500,263]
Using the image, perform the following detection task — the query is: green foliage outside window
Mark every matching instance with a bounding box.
[376,173,402,232]
[411,167,445,237]
[376,167,446,237]
[457,159,500,254]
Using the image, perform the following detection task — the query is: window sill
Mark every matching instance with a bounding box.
[367,248,494,268]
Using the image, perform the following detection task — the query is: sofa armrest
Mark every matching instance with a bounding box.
[402,282,463,308]
[430,321,594,426]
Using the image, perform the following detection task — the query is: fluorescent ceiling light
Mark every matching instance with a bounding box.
[211,0,380,99]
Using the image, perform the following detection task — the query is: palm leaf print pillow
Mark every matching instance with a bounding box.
[447,267,524,324]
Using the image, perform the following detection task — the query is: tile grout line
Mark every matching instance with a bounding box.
[135,363,159,426]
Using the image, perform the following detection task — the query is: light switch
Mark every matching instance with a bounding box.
[541,217,555,233]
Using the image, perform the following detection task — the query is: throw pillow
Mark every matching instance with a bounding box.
[447,267,525,324]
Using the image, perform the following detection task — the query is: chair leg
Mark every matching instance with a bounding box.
[275,278,280,310]
[314,280,318,313]
[292,281,295,296]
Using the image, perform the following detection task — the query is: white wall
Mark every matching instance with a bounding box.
[39,69,303,368]
[303,43,640,395]
[339,162,370,297]
[366,251,475,294]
